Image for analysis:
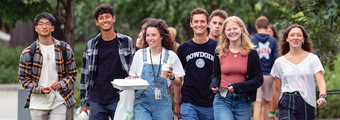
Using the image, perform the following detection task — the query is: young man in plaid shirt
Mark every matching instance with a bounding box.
[80,4,135,119]
[18,12,77,120]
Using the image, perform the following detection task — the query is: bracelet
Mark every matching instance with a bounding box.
[169,75,175,80]
[269,111,276,117]
[319,94,327,100]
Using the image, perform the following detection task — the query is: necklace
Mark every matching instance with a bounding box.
[41,44,54,60]
[229,47,239,58]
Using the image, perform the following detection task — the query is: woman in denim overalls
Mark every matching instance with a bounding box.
[129,19,185,120]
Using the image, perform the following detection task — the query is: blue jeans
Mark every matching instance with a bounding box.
[88,101,117,120]
[180,102,214,120]
[213,93,252,120]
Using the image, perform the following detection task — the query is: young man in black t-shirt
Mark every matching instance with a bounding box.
[79,4,135,120]
[176,8,217,120]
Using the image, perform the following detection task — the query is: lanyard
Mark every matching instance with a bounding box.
[149,49,162,83]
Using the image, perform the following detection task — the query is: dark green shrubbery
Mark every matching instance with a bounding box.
[317,54,340,118]
[0,46,23,83]
[72,42,87,108]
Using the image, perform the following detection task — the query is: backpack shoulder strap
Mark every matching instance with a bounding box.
[60,41,67,63]
[30,42,37,64]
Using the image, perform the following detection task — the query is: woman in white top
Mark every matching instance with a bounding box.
[129,19,185,120]
[269,24,327,120]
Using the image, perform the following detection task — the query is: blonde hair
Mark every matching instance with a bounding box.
[168,27,177,41]
[217,16,255,57]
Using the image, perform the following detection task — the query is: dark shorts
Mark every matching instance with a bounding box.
[278,92,315,120]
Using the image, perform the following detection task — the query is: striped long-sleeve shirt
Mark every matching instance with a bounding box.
[18,39,77,108]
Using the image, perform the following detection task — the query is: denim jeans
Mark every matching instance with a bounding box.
[180,102,214,120]
[213,93,252,120]
[134,49,172,120]
[88,101,117,120]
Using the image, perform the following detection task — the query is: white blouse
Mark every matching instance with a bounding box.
[129,47,185,87]
[271,53,324,107]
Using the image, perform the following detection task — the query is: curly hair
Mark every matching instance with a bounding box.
[143,19,173,51]
[140,18,155,28]
[280,24,313,55]
[93,4,115,20]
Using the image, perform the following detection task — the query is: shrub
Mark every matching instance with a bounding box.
[0,46,23,83]
[317,54,340,118]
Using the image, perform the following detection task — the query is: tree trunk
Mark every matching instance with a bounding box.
[64,0,75,48]
[65,0,75,120]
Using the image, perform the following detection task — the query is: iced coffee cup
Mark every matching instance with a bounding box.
[160,64,170,78]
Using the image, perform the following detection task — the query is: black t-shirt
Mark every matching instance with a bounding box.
[89,36,125,104]
[177,39,217,106]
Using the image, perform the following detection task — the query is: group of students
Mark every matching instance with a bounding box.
[18,3,327,120]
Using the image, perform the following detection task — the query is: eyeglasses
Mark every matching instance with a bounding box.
[37,22,52,27]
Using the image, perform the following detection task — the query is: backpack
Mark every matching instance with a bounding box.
[30,41,68,68]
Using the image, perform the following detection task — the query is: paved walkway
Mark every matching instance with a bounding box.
[0,84,339,120]
[0,84,21,120]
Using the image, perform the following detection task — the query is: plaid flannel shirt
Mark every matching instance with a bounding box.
[18,39,77,108]
[80,31,135,107]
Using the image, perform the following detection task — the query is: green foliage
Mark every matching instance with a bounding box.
[273,0,340,70]
[0,46,24,83]
[318,54,340,118]
[73,0,284,43]
[72,42,87,108]
[74,68,81,108]
[73,42,86,69]
[0,0,51,28]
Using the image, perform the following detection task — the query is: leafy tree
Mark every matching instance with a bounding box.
[322,54,340,118]
[0,0,51,27]
[272,0,340,70]
[0,0,77,47]
[74,0,283,42]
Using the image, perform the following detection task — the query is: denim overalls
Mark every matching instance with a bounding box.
[134,49,173,120]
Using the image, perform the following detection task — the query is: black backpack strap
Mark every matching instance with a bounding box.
[60,41,67,63]
[30,41,37,64]
[30,40,68,74]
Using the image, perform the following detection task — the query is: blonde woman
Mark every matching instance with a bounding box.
[210,16,263,120]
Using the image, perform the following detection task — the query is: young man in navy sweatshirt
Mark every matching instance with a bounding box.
[251,16,279,120]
